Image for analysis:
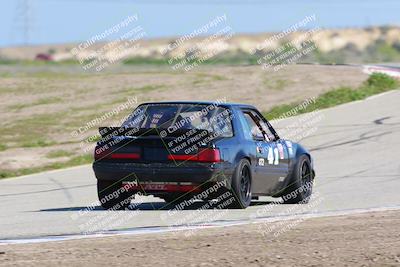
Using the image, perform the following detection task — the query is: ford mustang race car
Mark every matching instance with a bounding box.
[93,101,315,210]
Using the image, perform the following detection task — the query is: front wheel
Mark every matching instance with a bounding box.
[282,155,314,204]
[228,159,252,209]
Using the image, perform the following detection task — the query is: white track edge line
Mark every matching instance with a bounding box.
[1,205,400,245]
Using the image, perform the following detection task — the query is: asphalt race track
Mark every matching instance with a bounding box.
[1,90,399,241]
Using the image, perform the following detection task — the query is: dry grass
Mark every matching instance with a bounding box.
[0,64,368,176]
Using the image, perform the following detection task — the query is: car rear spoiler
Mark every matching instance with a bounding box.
[99,127,211,139]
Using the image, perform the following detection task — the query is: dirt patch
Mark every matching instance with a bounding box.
[1,210,400,266]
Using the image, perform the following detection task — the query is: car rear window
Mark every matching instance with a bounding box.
[122,103,233,137]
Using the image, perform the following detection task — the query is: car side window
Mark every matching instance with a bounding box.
[238,112,253,140]
[242,112,264,140]
[252,113,276,142]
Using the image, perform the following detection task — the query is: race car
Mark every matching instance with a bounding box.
[92,101,315,210]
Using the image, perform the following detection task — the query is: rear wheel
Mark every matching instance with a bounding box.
[97,180,133,210]
[228,159,252,209]
[282,155,314,204]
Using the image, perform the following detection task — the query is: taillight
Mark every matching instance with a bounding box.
[94,147,108,160]
[197,148,221,162]
[168,148,221,163]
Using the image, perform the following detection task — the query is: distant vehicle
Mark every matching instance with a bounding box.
[35,53,53,61]
[93,101,315,210]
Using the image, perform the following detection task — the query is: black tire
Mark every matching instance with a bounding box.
[282,155,314,204]
[228,159,252,209]
[97,180,133,210]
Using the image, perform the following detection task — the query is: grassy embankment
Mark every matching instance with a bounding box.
[263,73,399,120]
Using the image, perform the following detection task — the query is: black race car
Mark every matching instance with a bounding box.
[93,101,315,210]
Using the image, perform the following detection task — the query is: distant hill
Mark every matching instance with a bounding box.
[1,26,400,64]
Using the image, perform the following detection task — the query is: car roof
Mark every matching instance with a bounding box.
[139,101,256,110]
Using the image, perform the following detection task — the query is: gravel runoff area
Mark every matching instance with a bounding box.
[1,210,400,266]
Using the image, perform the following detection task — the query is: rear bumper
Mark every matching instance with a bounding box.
[92,161,231,184]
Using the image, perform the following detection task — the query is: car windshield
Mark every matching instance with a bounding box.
[122,103,233,137]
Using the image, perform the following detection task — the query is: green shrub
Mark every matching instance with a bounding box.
[364,73,398,90]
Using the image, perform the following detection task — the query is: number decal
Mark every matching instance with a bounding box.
[285,140,293,156]
[277,143,284,159]
[267,147,274,165]
[274,148,279,165]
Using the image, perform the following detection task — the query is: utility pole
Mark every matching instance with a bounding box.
[13,0,33,45]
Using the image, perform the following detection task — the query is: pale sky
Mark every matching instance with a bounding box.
[0,0,399,47]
